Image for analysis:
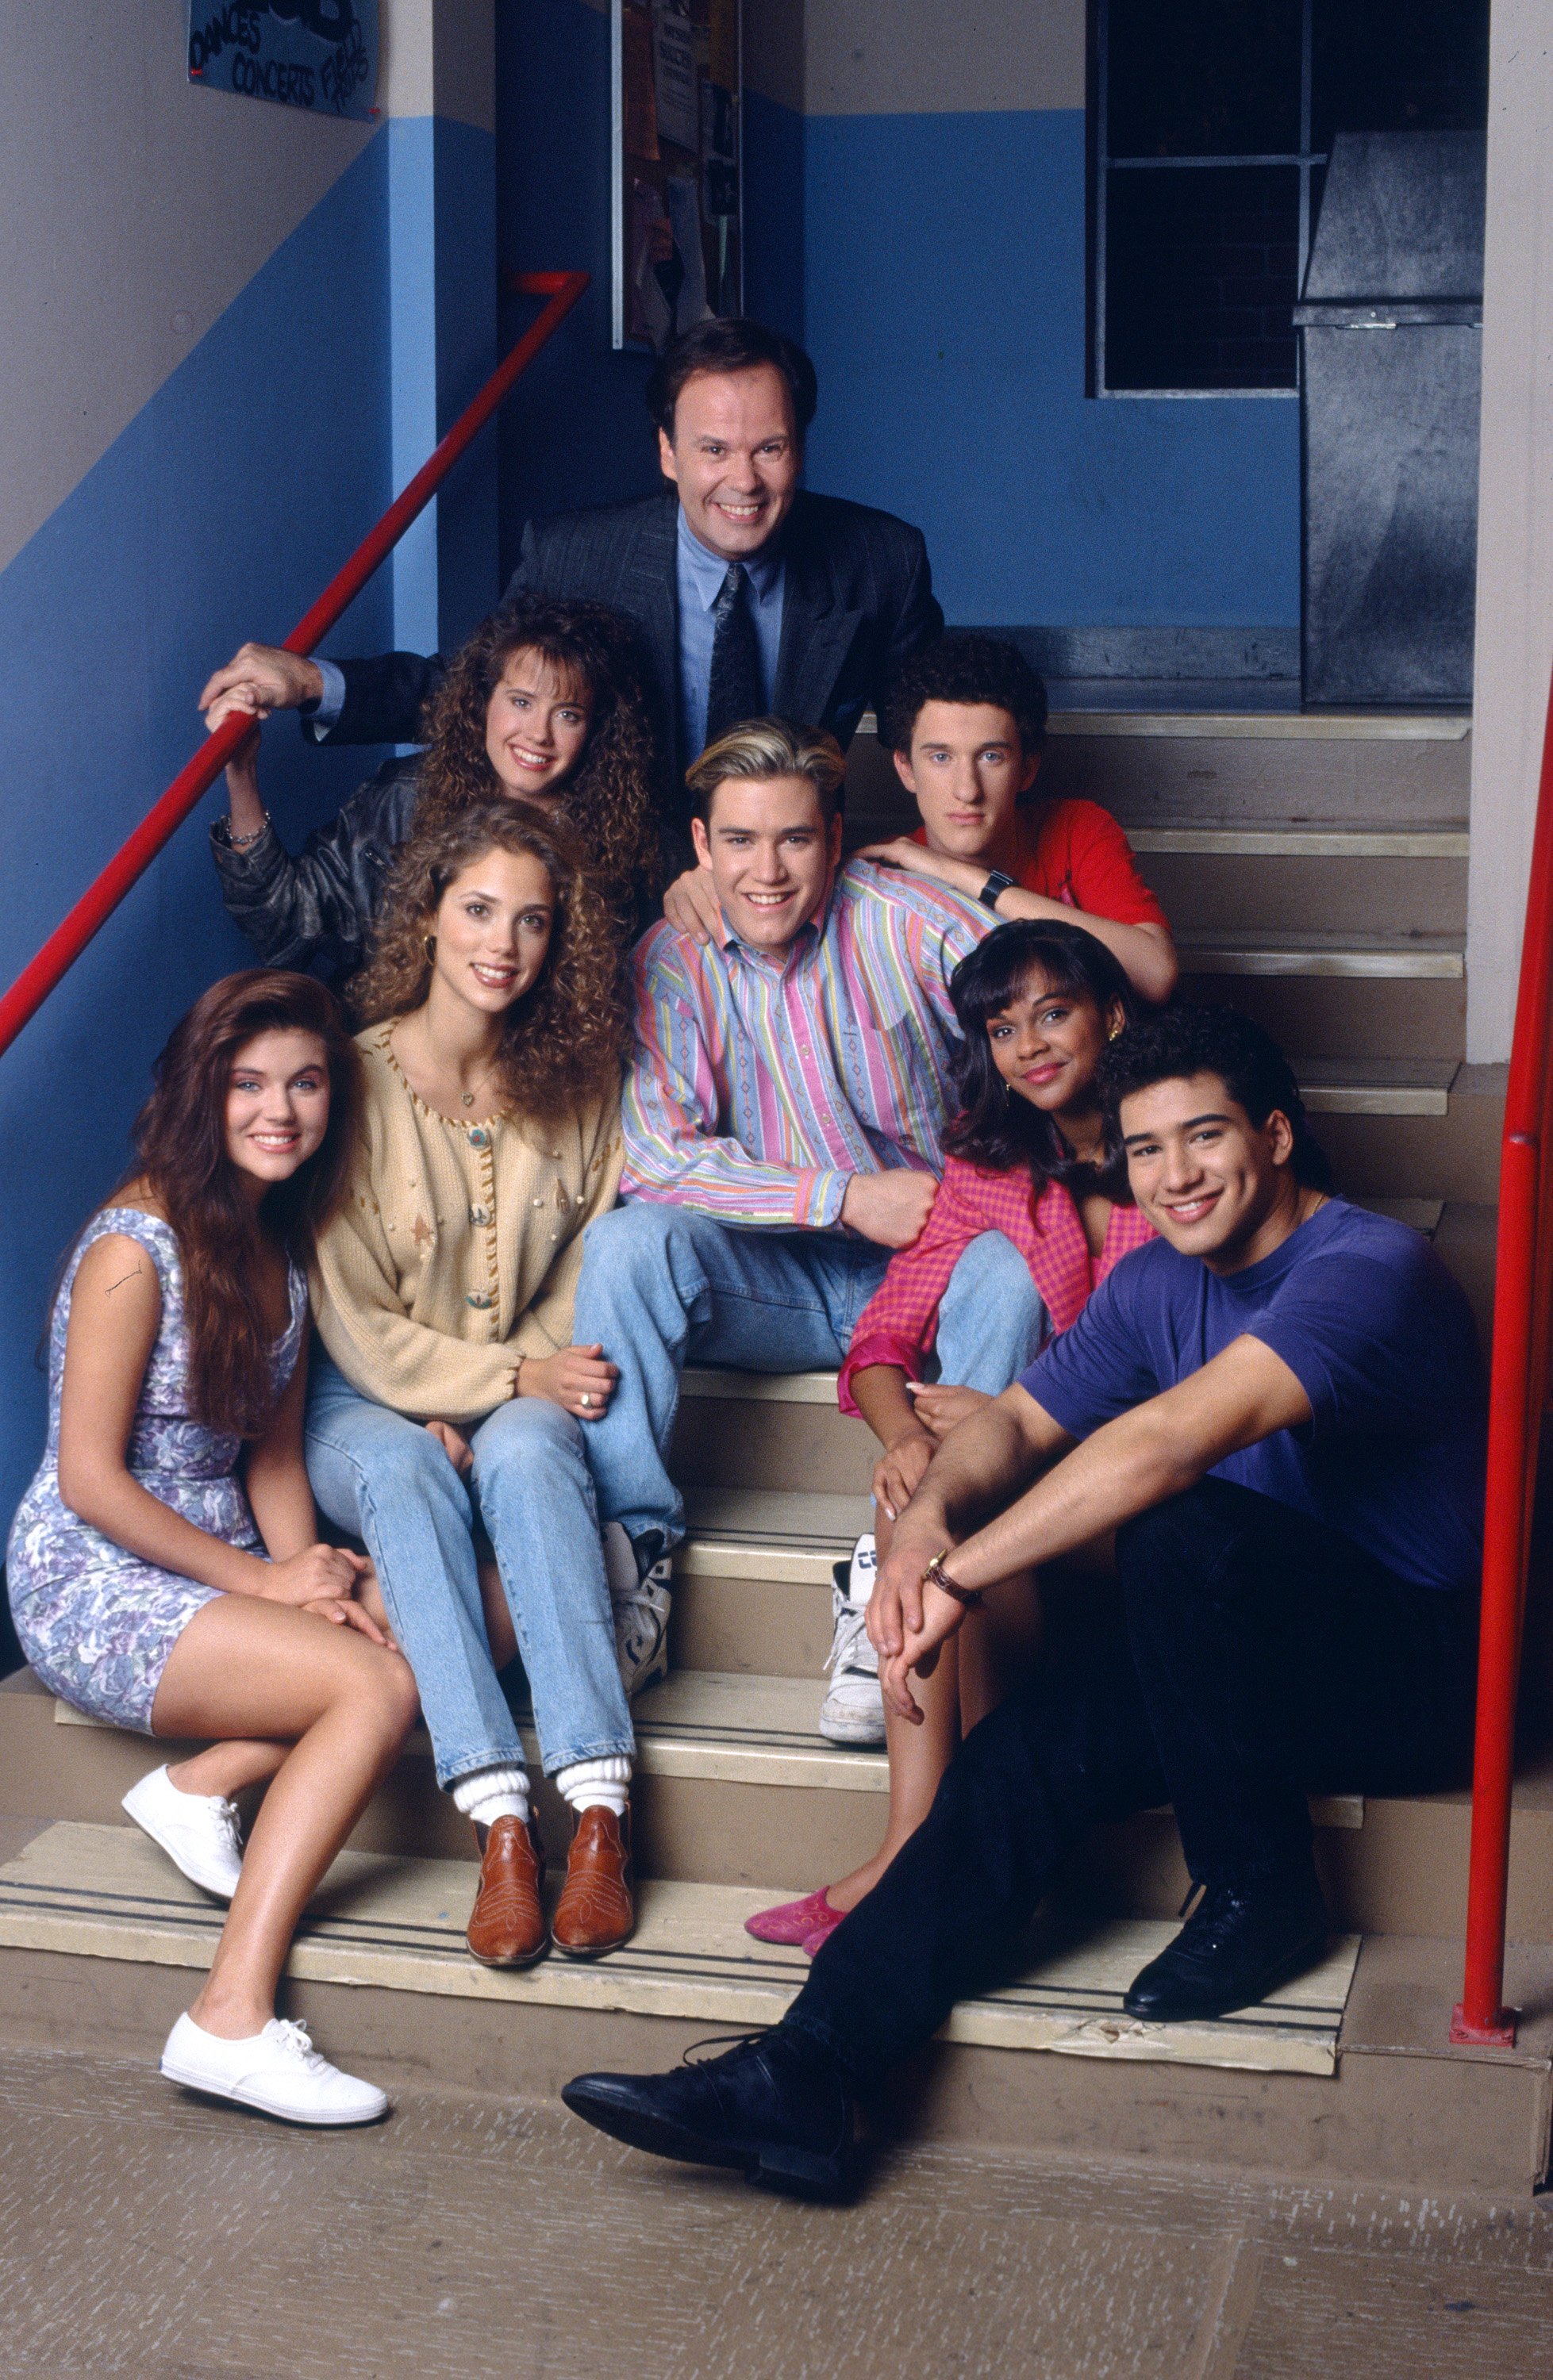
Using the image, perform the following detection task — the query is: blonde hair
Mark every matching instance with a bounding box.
[686,715,845,824]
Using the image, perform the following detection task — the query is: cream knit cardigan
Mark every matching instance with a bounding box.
[310,1025,624,1426]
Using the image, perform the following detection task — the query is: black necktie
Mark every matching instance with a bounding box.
[703,562,765,751]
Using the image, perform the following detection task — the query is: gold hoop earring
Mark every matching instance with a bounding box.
[423,935,436,965]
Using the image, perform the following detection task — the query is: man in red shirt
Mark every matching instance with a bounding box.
[860,632,1178,1004]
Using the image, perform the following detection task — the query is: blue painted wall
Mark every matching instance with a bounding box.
[495,0,661,574]
[802,108,1301,629]
[744,90,805,345]
[0,136,397,1530]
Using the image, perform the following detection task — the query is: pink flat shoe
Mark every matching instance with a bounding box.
[801,1902,848,1956]
[744,1887,843,1946]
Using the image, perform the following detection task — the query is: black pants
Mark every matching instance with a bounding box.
[787,1478,1479,2084]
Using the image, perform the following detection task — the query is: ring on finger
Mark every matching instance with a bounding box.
[579,1391,593,1409]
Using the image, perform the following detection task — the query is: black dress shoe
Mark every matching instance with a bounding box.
[562,2025,855,2200]
[1122,1878,1329,2021]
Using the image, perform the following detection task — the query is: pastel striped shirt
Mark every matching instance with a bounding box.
[838,1156,1155,1413]
[621,859,990,1225]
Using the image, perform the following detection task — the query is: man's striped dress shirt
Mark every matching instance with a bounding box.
[621,859,990,1226]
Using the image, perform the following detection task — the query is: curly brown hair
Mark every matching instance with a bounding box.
[351,800,630,1123]
[412,596,662,927]
[119,971,362,1436]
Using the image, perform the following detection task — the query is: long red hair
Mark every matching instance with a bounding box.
[117,971,361,1436]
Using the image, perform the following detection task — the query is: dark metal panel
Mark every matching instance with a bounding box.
[1301,324,1481,704]
[1302,129,1486,304]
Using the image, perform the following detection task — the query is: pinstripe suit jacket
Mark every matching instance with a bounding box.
[309,489,943,827]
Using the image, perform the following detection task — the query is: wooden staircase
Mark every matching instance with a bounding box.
[0,705,1548,2196]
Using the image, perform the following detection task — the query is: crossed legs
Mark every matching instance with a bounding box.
[150,1595,419,2038]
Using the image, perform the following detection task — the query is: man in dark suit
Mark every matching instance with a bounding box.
[199,317,943,920]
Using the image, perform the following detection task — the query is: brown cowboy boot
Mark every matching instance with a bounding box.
[552,1806,635,1958]
[465,1814,548,1967]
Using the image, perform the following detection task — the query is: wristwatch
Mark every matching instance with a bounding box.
[921,1549,986,1611]
[979,869,1015,911]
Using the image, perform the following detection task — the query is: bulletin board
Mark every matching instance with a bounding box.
[612,0,743,351]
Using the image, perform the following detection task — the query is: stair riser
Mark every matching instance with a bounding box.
[1137,854,1466,935]
[1316,1104,1503,1203]
[672,1572,835,1676]
[670,1399,875,1499]
[1182,973,1466,1061]
[0,1943,1540,2193]
[843,727,1472,838]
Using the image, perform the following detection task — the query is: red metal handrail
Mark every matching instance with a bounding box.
[0,269,589,1062]
[1452,662,1553,2048]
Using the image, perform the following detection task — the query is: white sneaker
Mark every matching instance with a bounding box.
[602,1522,673,1698]
[122,1765,244,1900]
[160,2012,388,2126]
[819,1534,886,1746]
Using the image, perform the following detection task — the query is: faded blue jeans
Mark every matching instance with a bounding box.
[304,1355,634,1792]
[570,1203,1048,1549]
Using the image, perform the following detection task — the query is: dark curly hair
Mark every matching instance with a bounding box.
[944,922,1141,1198]
[1097,1004,1334,1192]
[412,596,661,930]
[117,971,361,1436]
[880,631,1050,771]
[351,800,630,1124]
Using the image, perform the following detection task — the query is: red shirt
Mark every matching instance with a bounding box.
[838,1156,1155,1414]
[912,797,1168,929]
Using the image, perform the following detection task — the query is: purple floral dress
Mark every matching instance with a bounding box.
[6,1208,306,1733]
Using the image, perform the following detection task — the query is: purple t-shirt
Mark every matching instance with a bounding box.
[1020,1197,1485,1593]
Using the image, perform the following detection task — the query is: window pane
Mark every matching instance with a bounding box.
[1105,164,1300,391]
[1107,0,1302,159]
[1312,0,1490,148]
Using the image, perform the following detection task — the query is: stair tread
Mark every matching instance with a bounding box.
[0,1819,1360,2077]
[681,1488,869,1549]
[1127,824,1469,854]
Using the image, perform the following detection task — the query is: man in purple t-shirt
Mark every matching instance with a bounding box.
[559,1006,1486,2198]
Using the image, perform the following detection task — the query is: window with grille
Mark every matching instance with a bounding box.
[1090,0,1490,397]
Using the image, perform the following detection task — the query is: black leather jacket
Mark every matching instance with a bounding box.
[210,757,420,985]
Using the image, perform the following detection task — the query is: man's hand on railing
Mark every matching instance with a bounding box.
[199,642,325,719]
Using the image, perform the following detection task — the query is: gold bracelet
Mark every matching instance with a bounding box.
[921,1549,985,1611]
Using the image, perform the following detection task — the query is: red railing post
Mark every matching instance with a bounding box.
[1452,659,1553,2048]
[0,270,589,1063]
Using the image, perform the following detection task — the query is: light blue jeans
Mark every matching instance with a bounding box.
[570,1203,1049,1549]
[304,1356,634,1791]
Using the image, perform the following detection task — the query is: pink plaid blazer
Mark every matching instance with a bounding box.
[837,1156,1155,1415]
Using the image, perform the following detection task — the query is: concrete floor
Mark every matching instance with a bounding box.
[2,2048,1551,2378]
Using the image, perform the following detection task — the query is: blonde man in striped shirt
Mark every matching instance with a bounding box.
[570,718,1050,1699]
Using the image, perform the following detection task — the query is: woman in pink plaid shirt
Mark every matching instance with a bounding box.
[749,919,1156,1953]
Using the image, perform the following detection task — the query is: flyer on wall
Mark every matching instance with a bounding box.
[186,2,380,121]
[613,0,741,351]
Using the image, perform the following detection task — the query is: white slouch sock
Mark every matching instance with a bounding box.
[451,1763,530,1830]
[554,1756,632,1818]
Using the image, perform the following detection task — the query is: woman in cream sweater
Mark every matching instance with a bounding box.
[306,798,638,1969]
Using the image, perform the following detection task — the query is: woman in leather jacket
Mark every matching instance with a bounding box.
[206,597,663,983]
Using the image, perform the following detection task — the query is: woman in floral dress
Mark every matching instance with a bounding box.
[6,970,419,2126]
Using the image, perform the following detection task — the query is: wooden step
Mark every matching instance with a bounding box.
[17,1663,1550,1939]
[0,1818,1545,2192]
[0,1819,1362,2079]
[1137,846,1466,936]
[1178,929,1463,980]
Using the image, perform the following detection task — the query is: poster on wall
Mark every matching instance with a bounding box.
[186,2,380,120]
[613,0,741,351]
